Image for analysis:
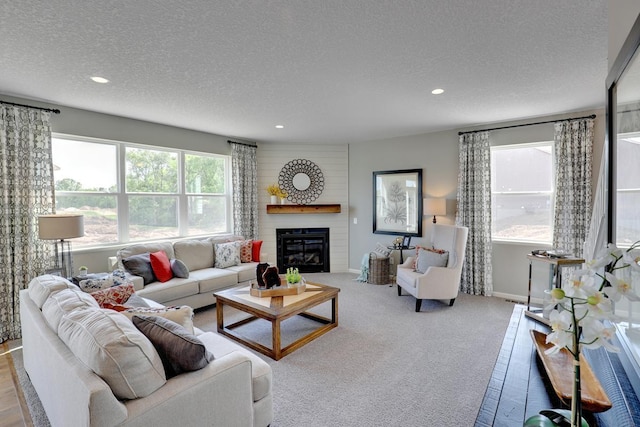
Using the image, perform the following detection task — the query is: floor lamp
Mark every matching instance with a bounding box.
[424,198,446,224]
[38,214,84,278]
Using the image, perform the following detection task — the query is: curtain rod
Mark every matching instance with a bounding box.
[458,114,596,136]
[228,140,257,148]
[0,99,61,114]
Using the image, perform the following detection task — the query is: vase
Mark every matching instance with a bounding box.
[270,195,277,204]
[280,198,286,205]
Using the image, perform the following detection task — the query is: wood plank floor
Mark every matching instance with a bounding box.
[0,341,32,427]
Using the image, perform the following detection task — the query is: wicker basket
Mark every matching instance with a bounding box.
[368,253,390,285]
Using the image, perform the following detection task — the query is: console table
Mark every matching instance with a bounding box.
[475,305,640,426]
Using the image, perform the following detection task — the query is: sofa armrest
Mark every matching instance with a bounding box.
[414,266,460,298]
[123,351,255,427]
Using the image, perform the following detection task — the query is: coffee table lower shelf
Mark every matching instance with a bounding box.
[214,282,339,360]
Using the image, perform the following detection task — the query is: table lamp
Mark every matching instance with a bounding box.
[38,214,84,278]
[424,198,446,223]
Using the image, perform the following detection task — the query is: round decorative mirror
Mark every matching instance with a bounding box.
[278,159,324,204]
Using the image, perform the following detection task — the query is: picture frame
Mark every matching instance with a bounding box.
[402,235,412,248]
[373,168,422,236]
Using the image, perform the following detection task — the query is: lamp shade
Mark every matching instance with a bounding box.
[424,198,446,216]
[38,214,84,240]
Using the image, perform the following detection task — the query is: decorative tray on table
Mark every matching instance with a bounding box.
[249,282,306,297]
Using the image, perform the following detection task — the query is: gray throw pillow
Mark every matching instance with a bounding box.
[170,258,189,278]
[415,248,449,274]
[124,293,150,308]
[132,315,214,378]
[122,253,156,285]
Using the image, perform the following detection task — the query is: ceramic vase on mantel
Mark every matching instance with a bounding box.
[280,197,287,205]
[270,195,277,204]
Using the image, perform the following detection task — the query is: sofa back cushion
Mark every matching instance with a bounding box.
[42,288,99,333]
[117,241,175,270]
[28,275,77,309]
[57,307,166,400]
[173,239,214,271]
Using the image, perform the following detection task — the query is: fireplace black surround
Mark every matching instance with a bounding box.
[276,228,330,273]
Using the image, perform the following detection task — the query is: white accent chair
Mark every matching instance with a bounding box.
[396,224,469,312]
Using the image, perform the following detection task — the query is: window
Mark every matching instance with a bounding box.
[616,133,640,246]
[52,135,231,248]
[491,142,554,243]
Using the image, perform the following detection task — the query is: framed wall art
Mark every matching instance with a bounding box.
[372,168,422,236]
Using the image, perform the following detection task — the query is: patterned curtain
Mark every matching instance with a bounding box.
[231,142,258,240]
[552,118,594,257]
[457,131,493,296]
[0,105,55,342]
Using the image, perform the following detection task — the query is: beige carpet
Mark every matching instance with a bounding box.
[11,272,515,426]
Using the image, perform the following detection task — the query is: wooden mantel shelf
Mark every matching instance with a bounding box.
[266,204,341,214]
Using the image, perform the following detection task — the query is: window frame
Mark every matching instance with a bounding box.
[490,141,555,244]
[52,133,232,249]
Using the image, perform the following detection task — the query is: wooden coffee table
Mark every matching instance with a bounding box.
[214,282,339,360]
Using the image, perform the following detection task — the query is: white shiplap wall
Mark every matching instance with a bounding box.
[257,144,349,272]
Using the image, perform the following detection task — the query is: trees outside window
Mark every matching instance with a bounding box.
[52,136,230,248]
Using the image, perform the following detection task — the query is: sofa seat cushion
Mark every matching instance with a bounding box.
[227,262,259,283]
[198,332,272,403]
[190,268,239,293]
[28,275,77,309]
[173,239,214,271]
[42,288,99,333]
[136,277,199,304]
[57,307,166,400]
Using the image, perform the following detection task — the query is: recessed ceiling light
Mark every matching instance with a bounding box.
[275,125,284,129]
[90,76,109,84]
[431,88,444,95]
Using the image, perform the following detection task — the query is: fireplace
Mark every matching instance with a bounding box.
[276,228,330,273]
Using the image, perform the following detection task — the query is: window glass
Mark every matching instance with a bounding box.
[616,134,640,246]
[52,138,118,247]
[491,143,554,243]
[52,136,231,248]
[125,147,177,193]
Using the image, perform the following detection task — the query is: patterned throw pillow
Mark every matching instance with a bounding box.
[373,243,392,258]
[415,247,449,274]
[91,283,136,307]
[240,240,253,263]
[214,241,241,268]
[79,269,128,293]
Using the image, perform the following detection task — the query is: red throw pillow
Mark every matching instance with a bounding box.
[150,251,173,282]
[252,240,263,262]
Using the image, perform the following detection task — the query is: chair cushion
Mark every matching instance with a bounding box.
[415,247,449,273]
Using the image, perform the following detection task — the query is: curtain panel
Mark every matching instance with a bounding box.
[457,131,493,296]
[552,118,594,258]
[231,142,258,240]
[0,106,55,342]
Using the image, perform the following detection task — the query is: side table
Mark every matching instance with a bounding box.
[387,245,415,265]
[525,253,584,320]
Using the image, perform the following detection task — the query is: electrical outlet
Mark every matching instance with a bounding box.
[353,217,357,224]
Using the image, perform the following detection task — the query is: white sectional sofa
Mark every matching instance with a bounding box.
[113,234,260,309]
[20,274,273,427]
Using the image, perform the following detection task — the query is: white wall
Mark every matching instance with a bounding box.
[609,1,640,71]
[257,144,349,272]
[349,109,605,302]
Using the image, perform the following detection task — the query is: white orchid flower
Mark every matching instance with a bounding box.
[604,272,640,302]
[584,290,613,319]
[548,309,572,332]
[622,249,640,273]
[565,273,596,299]
[545,329,573,355]
[581,317,619,352]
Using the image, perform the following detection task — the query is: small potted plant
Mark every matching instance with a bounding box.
[78,266,88,276]
[267,184,280,204]
[285,267,302,286]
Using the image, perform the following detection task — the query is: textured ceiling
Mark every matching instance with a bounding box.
[0,1,607,144]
